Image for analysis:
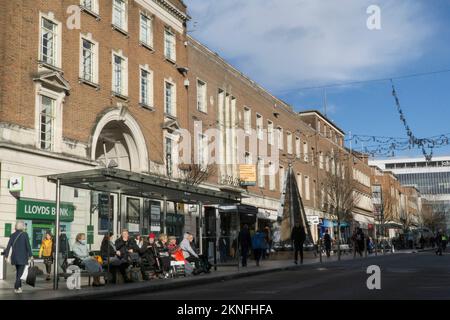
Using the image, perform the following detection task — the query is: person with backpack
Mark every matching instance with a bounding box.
[38,231,54,281]
[2,221,32,294]
[251,230,267,266]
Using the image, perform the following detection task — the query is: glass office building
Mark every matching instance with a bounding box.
[370,156,450,230]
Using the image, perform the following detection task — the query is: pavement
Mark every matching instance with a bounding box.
[0,248,431,300]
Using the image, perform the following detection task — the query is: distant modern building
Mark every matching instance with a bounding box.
[370,156,450,230]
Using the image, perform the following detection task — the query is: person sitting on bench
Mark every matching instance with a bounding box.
[155,234,171,278]
[180,233,201,273]
[100,233,130,283]
[115,229,140,266]
[72,233,103,287]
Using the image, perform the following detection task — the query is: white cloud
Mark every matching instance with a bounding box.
[186,0,436,93]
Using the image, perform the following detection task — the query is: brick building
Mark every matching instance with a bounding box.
[0,0,375,255]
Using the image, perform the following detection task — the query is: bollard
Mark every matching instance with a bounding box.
[0,248,6,280]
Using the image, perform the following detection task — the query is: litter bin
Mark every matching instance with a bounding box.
[0,247,6,280]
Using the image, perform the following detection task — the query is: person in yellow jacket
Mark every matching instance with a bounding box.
[39,232,54,281]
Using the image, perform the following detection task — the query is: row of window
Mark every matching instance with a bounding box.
[40,12,177,120]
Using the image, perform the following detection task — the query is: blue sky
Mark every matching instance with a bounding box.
[185,0,450,159]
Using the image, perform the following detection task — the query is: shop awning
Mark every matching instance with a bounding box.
[218,204,258,215]
[45,168,241,205]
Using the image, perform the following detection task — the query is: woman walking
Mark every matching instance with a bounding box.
[2,221,32,294]
[39,231,54,281]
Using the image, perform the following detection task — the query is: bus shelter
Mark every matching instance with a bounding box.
[45,168,242,289]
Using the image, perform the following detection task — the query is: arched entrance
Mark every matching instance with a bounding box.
[90,109,149,172]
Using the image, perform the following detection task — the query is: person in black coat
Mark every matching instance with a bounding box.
[323,229,332,257]
[291,222,306,264]
[115,229,140,265]
[238,224,251,267]
[101,233,130,283]
[2,221,32,293]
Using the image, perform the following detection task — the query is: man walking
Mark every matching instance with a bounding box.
[323,229,332,258]
[436,230,444,256]
[238,225,251,267]
[291,222,306,264]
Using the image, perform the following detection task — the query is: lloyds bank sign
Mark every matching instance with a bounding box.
[16,199,75,222]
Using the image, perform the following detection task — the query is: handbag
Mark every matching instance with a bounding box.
[20,265,29,281]
[26,260,39,287]
[6,232,24,264]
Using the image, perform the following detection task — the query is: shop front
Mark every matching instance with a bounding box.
[15,199,74,257]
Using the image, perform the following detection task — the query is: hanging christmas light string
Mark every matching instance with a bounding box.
[391,79,438,161]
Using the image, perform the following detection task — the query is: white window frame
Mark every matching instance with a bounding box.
[139,65,154,107]
[303,142,308,162]
[196,79,207,113]
[164,79,177,117]
[112,0,128,32]
[139,12,153,48]
[269,162,275,191]
[258,157,265,188]
[39,12,62,68]
[256,113,263,140]
[243,107,251,135]
[111,50,128,97]
[267,120,274,145]
[319,151,324,169]
[79,34,99,84]
[164,28,176,62]
[286,131,293,154]
[34,85,64,153]
[197,133,208,170]
[279,166,285,193]
[244,152,252,165]
[277,126,284,150]
[80,0,99,14]
[164,132,179,177]
[295,136,301,158]
[304,176,310,201]
[296,173,302,197]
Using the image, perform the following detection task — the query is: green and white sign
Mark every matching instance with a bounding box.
[16,199,75,222]
[8,177,24,192]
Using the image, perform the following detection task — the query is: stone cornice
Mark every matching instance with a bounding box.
[153,0,190,23]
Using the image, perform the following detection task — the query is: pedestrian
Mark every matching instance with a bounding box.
[442,233,448,253]
[367,237,374,254]
[435,230,443,256]
[38,231,54,281]
[354,228,365,257]
[238,224,251,267]
[2,221,33,294]
[251,230,266,266]
[419,235,425,250]
[323,229,332,258]
[58,230,70,274]
[218,231,228,263]
[291,221,306,264]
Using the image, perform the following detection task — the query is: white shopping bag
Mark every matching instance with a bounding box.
[20,265,29,281]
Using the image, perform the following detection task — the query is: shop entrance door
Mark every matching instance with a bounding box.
[32,223,55,257]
